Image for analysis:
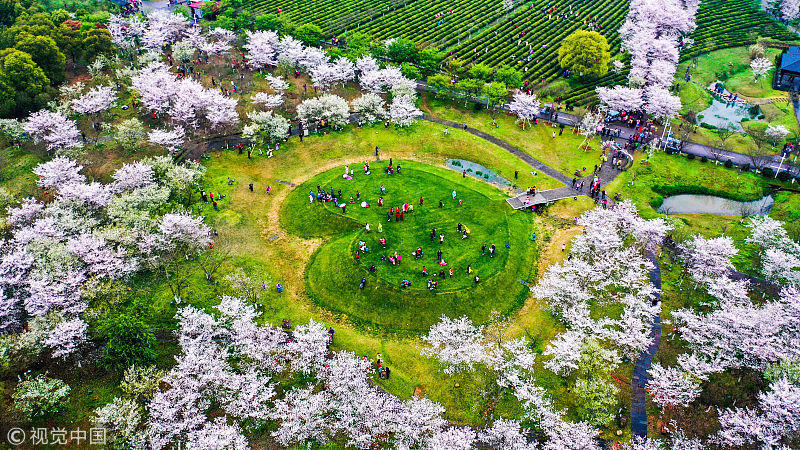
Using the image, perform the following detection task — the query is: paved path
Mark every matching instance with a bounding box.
[421,115,625,209]
[631,251,663,438]
[529,109,798,175]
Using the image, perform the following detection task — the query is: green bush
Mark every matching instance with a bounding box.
[699,122,717,130]
[762,167,775,178]
[475,170,483,176]
[777,171,792,182]
[98,313,157,372]
[741,163,751,172]
[649,196,664,210]
[483,174,489,179]
[12,373,70,420]
[700,156,708,162]
[724,159,734,168]
[687,153,696,160]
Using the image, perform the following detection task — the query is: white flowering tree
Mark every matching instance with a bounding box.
[716,376,800,447]
[244,30,279,69]
[251,92,284,109]
[296,94,350,128]
[148,127,186,155]
[507,91,541,129]
[241,110,290,147]
[750,57,773,83]
[351,93,387,124]
[420,315,492,374]
[596,86,644,112]
[389,95,423,127]
[645,363,702,408]
[71,85,117,116]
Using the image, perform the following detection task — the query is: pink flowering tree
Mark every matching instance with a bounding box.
[24,110,82,155]
[148,127,185,155]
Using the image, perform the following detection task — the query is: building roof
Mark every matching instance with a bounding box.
[781,46,800,73]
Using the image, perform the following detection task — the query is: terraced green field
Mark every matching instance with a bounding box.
[245,0,795,104]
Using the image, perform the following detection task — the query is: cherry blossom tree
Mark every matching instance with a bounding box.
[244,30,279,69]
[645,363,702,408]
[24,110,81,154]
[644,86,682,119]
[389,95,423,127]
[533,202,669,373]
[132,62,239,130]
[44,317,88,359]
[351,93,387,124]
[32,156,84,189]
[420,315,492,374]
[148,127,186,154]
[746,216,800,286]
[71,85,117,115]
[251,92,284,109]
[751,57,774,82]
[596,86,644,112]
[671,286,800,372]
[296,94,350,128]
[716,376,800,447]
[507,91,541,129]
[142,10,187,50]
[111,162,156,193]
[264,75,289,93]
[355,55,380,75]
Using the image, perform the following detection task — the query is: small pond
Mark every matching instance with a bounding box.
[697,97,756,132]
[658,194,773,216]
[446,159,512,188]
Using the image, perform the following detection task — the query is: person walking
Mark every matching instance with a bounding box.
[249,183,253,192]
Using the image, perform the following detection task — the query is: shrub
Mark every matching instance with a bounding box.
[687,153,696,160]
[467,168,473,172]
[777,170,792,182]
[98,313,157,372]
[700,156,708,162]
[741,163,751,172]
[649,196,664,210]
[12,373,70,419]
[483,174,489,179]
[475,171,483,176]
[699,123,717,130]
[724,159,733,168]
[762,167,775,178]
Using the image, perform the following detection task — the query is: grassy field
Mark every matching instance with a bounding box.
[282,160,535,335]
[421,95,607,177]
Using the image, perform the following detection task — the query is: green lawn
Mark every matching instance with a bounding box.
[421,96,607,177]
[678,47,787,100]
[282,161,535,335]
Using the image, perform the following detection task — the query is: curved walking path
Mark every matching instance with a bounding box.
[421,115,624,208]
[631,251,663,438]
